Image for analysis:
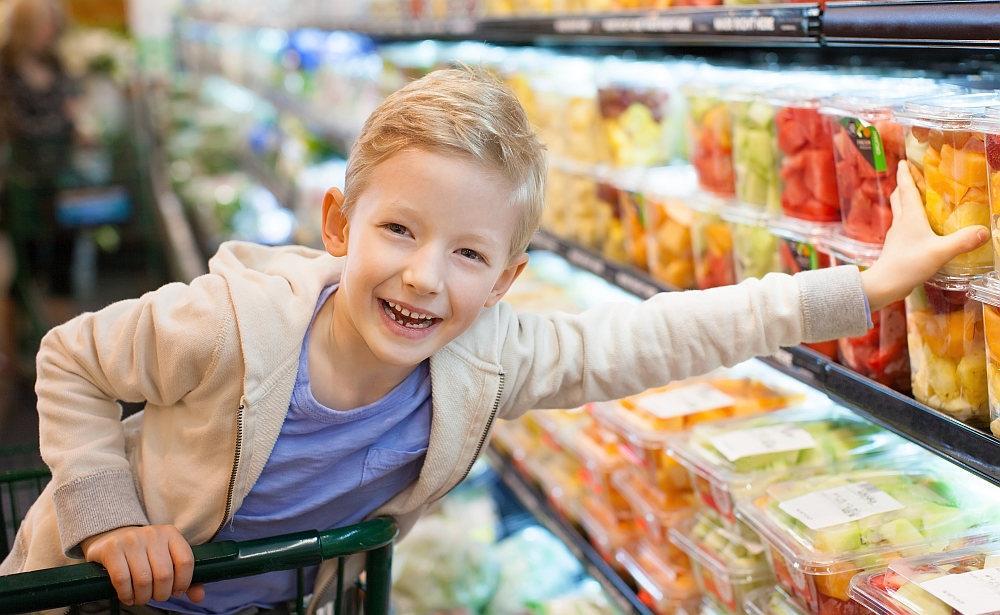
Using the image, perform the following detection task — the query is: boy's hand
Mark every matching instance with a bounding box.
[80,525,205,606]
[860,160,989,312]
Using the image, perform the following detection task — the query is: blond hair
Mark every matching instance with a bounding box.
[344,67,546,258]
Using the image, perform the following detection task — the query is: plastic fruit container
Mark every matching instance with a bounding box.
[591,376,799,494]
[669,406,899,523]
[670,511,775,613]
[982,107,1000,277]
[737,465,999,615]
[743,586,808,615]
[897,93,997,275]
[728,87,781,214]
[826,239,911,393]
[905,273,989,430]
[542,166,619,255]
[616,541,702,615]
[771,224,837,358]
[646,195,697,289]
[729,217,782,282]
[772,87,842,223]
[597,59,675,168]
[692,207,737,289]
[581,492,638,565]
[968,273,1000,438]
[851,539,1000,615]
[596,179,630,265]
[561,413,632,517]
[687,86,736,198]
[612,466,695,550]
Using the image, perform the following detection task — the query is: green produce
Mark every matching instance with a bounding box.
[732,98,780,213]
[732,222,781,281]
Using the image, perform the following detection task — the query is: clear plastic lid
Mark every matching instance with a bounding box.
[821,231,883,268]
[744,586,808,615]
[669,406,905,495]
[597,57,676,91]
[822,80,963,119]
[924,270,988,293]
[896,91,1000,129]
[968,272,1000,309]
[768,73,860,109]
[616,541,702,603]
[669,510,772,579]
[736,462,1000,575]
[851,539,1000,615]
[976,104,1000,132]
[769,216,839,245]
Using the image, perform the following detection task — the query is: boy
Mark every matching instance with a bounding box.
[0,68,987,613]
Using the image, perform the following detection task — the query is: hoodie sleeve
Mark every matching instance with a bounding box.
[35,274,231,557]
[498,266,869,418]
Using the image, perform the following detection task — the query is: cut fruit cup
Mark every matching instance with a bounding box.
[735,461,1000,615]
[896,91,999,275]
[643,166,700,289]
[614,167,653,271]
[611,466,694,555]
[726,84,782,216]
[668,406,904,524]
[669,510,775,614]
[581,491,639,567]
[967,273,1000,438]
[691,193,737,289]
[686,81,738,198]
[557,406,633,520]
[541,166,615,253]
[531,55,610,166]
[596,58,676,168]
[616,541,702,615]
[824,235,912,394]
[723,207,783,282]
[904,272,990,431]
[743,586,807,615]
[850,538,1000,615]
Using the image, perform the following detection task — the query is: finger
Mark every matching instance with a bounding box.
[167,533,195,597]
[889,189,901,219]
[147,539,176,602]
[938,225,990,261]
[896,160,923,212]
[103,550,135,606]
[123,541,154,605]
[187,583,206,603]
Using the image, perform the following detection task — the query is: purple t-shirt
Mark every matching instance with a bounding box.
[158,286,431,614]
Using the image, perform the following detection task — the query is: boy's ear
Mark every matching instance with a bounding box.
[321,188,348,257]
[484,253,530,309]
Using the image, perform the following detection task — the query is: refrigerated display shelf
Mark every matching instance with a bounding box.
[822,0,1000,48]
[484,447,656,615]
[528,229,1000,486]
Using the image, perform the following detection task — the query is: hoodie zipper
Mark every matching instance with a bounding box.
[211,395,245,539]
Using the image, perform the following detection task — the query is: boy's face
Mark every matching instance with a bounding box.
[322,148,528,368]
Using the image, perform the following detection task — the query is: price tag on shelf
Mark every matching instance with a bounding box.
[919,567,1000,615]
[778,482,904,530]
[636,383,735,420]
[709,425,817,462]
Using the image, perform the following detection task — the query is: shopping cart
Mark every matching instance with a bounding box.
[0,460,398,615]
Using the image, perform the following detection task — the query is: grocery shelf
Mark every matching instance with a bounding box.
[484,447,655,615]
[528,229,1000,486]
[822,0,1000,49]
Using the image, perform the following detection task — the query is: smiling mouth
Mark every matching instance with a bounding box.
[379,299,443,329]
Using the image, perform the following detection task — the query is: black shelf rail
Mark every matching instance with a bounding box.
[822,0,1000,49]
[485,448,655,615]
[528,229,1000,486]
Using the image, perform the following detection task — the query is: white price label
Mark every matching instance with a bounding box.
[919,567,1000,615]
[636,383,735,420]
[778,482,904,531]
[709,426,817,462]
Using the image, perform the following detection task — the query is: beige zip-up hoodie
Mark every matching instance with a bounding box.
[1,241,870,611]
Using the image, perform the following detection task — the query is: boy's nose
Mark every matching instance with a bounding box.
[402,249,445,295]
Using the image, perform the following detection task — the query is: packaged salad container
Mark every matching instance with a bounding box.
[693,204,737,289]
[617,541,702,615]
[727,85,781,214]
[905,273,989,430]
[896,92,998,275]
[598,59,676,168]
[669,406,899,523]
[968,273,1000,438]
[737,464,999,615]
[644,166,700,289]
[826,238,912,393]
[612,466,695,550]
[591,376,798,494]
[851,539,1000,615]
[743,586,808,615]
[670,510,775,614]
[687,84,737,198]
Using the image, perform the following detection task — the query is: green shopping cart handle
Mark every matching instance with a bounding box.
[0,517,397,614]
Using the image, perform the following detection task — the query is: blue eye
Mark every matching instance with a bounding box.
[385,223,409,236]
[458,248,484,262]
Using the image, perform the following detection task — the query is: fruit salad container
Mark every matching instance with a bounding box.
[542,166,618,255]
[743,586,807,615]
[826,238,911,393]
[612,466,695,551]
[737,465,999,615]
[728,215,783,282]
[671,510,775,614]
[591,376,799,494]
[644,166,700,289]
[618,186,651,271]
[560,410,632,518]
[596,179,630,265]
[968,273,1000,438]
[616,541,702,615]
[905,273,989,430]
[851,539,1000,615]
[581,492,638,565]
[530,56,610,165]
[669,406,900,523]
[982,107,1000,275]
[692,202,737,289]
[597,59,675,168]
[727,86,781,215]
[687,84,737,198]
[896,92,997,275]
[771,85,843,223]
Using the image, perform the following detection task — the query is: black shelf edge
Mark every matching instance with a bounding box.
[484,447,654,615]
[528,229,1000,486]
[822,0,1000,49]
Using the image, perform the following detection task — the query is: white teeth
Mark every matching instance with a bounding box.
[401,308,411,317]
